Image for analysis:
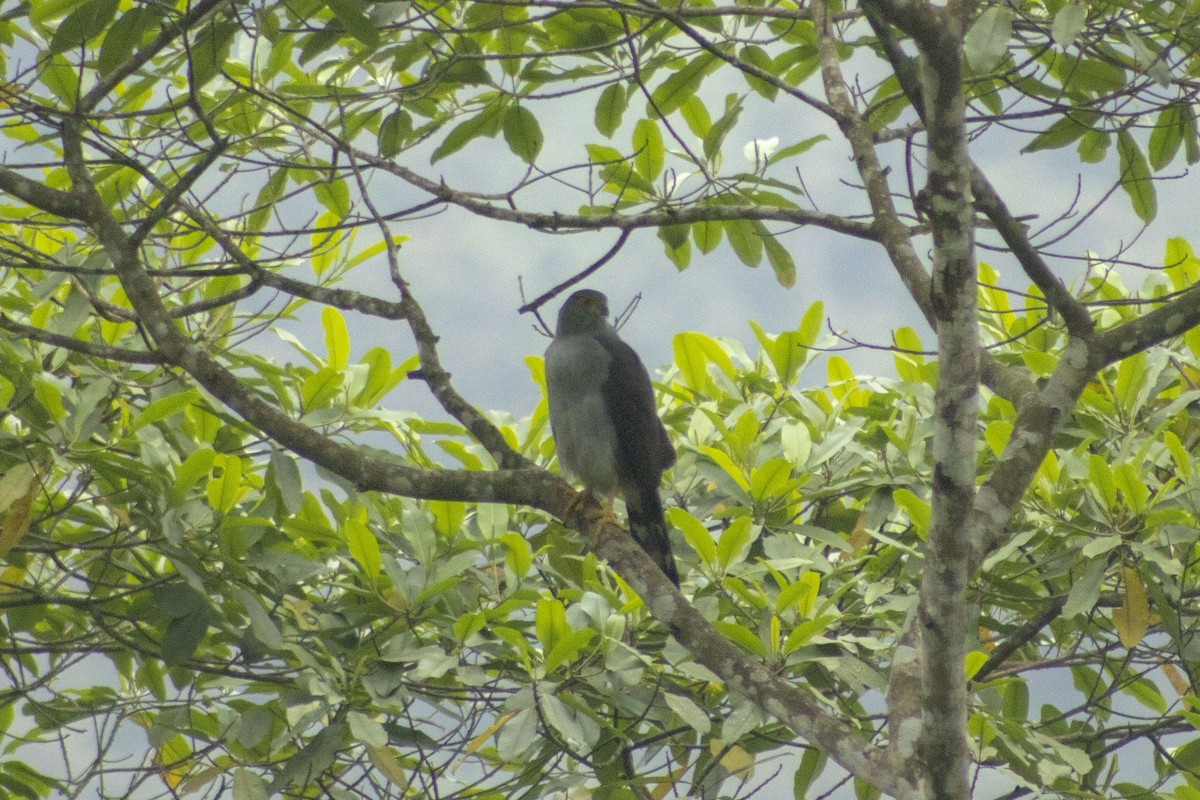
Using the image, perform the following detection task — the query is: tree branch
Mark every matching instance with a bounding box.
[860,2,979,796]
[813,1,935,325]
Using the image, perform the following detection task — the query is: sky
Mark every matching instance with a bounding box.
[302,83,1199,427]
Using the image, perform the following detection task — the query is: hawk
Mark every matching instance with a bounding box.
[544,289,680,586]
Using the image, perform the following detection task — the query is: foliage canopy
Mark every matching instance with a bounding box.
[2,1,1200,799]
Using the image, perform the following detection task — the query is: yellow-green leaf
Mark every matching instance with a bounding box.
[669,507,716,565]
[1116,130,1157,223]
[749,458,793,502]
[632,118,664,182]
[964,650,989,680]
[322,307,350,370]
[1113,567,1149,648]
[699,445,749,492]
[893,488,930,539]
[206,454,246,513]
[1088,454,1117,509]
[0,468,36,558]
[345,515,381,579]
[502,531,532,577]
[673,331,710,392]
[716,517,756,569]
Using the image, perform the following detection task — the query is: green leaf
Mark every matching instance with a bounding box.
[378,109,411,157]
[657,224,691,269]
[1021,111,1098,153]
[356,349,413,407]
[347,712,388,748]
[131,389,201,432]
[324,0,380,48]
[673,331,711,393]
[679,95,712,138]
[345,515,381,579]
[767,134,828,166]
[536,597,568,653]
[777,571,820,617]
[544,629,596,673]
[503,105,543,163]
[540,694,599,749]
[665,693,711,735]
[232,768,270,800]
[750,458,793,502]
[97,7,152,75]
[501,531,532,577]
[269,451,304,515]
[313,177,351,218]
[712,619,765,656]
[762,228,796,288]
[739,45,777,99]
[1125,30,1171,87]
[302,367,343,411]
[1076,129,1110,163]
[49,0,119,54]
[650,53,718,116]
[716,517,756,569]
[1054,54,1126,96]
[669,507,716,565]
[793,747,827,799]
[31,0,90,25]
[699,445,749,492]
[892,488,930,538]
[1149,103,1188,170]
[231,586,283,649]
[174,448,216,500]
[703,94,743,163]
[542,7,622,49]
[159,589,213,666]
[189,20,238,88]
[1087,453,1117,508]
[632,119,664,182]
[322,307,349,371]
[206,454,247,513]
[725,218,763,267]
[1183,103,1200,165]
[431,101,505,163]
[594,83,627,138]
[429,500,465,536]
[964,650,988,679]
[1116,130,1156,223]
[1002,680,1029,720]
[1108,350,1147,412]
[40,54,81,107]
[964,7,1012,73]
[693,218,724,254]
[1050,4,1087,47]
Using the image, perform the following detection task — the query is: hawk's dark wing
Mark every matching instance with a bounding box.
[595,329,679,586]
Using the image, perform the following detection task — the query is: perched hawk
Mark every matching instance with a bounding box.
[544,289,680,586]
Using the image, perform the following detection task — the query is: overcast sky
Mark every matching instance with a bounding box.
[299,85,1199,425]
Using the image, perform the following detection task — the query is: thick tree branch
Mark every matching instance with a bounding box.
[912,17,976,800]
[861,3,979,797]
[0,314,167,365]
[382,162,883,241]
[0,165,88,221]
[1094,282,1200,365]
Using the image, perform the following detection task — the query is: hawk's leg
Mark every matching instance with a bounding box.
[564,488,620,534]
